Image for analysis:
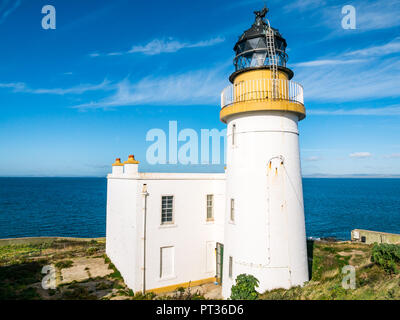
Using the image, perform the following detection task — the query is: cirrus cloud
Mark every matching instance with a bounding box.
[349,152,372,158]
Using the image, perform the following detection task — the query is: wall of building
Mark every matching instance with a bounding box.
[106,176,139,289]
[351,229,400,245]
[106,169,226,293]
[222,111,309,298]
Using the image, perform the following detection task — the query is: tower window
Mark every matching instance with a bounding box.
[232,124,236,146]
[230,199,235,222]
[229,256,233,278]
[206,194,214,221]
[161,196,173,224]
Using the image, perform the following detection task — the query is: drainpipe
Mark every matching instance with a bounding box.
[141,184,149,294]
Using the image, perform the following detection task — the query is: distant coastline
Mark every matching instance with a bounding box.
[1,175,400,179]
[303,174,400,179]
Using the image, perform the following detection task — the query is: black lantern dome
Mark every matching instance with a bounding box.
[230,6,293,82]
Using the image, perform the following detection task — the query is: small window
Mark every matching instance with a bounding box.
[232,124,236,146]
[361,236,366,243]
[206,194,214,221]
[229,256,233,278]
[230,198,235,222]
[161,196,173,224]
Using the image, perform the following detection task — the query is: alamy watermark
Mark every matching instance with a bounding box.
[41,5,56,30]
[341,265,356,289]
[341,5,356,30]
[41,264,56,290]
[146,121,226,165]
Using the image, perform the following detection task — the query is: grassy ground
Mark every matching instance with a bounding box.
[0,238,133,300]
[1,238,399,300]
[260,240,400,300]
[0,238,206,300]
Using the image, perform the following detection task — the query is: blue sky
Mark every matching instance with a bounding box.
[0,0,400,177]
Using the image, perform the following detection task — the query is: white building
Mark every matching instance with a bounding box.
[106,7,309,299]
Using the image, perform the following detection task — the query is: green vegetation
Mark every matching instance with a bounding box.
[230,274,259,300]
[260,241,400,300]
[55,260,73,269]
[1,238,400,300]
[371,243,400,274]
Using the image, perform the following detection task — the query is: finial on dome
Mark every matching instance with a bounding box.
[253,5,269,26]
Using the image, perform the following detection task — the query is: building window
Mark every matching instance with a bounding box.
[160,246,174,278]
[206,194,214,221]
[230,198,235,222]
[229,256,233,278]
[161,196,173,224]
[232,124,236,146]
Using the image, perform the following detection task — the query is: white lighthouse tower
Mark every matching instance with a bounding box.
[221,7,309,298]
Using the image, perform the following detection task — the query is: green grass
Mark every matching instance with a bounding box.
[260,241,400,300]
[1,238,400,300]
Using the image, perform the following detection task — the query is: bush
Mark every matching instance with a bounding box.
[230,274,259,300]
[55,260,73,269]
[86,247,99,255]
[371,243,400,274]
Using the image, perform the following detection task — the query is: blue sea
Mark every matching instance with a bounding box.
[0,177,399,240]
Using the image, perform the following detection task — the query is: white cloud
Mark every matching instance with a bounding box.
[349,152,372,158]
[293,59,366,67]
[90,37,225,57]
[284,0,327,13]
[355,0,400,31]
[0,79,112,95]
[345,37,400,57]
[0,82,26,90]
[305,156,321,161]
[308,105,400,116]
[296,56,400,102]
[284,0,400,35]
[129,37,225,55]
[72,67,228,109]
[384,153,400,159]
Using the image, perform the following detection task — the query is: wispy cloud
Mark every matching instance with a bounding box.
[72,67,228,110]
[284,0,400,35]
[309,105,400,116]
[350,152,372,158]
[0,0,21,24]
[345,37,400,57]
[0,79,112,95]
[0,82,25,90]
[293,59,366,67]
[296,56,400,102]
[304,156,321,161]
[284,0,327,13]
[384,153,400,159]
[355,0,400,31]
[90,37,225,57]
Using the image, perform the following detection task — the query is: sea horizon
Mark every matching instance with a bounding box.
[1,175,400,179]
[1,177,400,241]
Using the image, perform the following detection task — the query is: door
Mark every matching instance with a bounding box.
[215,242,224,285]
